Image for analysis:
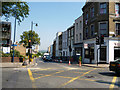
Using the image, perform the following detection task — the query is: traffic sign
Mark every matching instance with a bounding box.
[11,44,17,46]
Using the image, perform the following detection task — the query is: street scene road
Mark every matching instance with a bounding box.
[2,58,120,89]
[1,1,120,90]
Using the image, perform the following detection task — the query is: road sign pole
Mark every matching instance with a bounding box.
[12,3,17,62]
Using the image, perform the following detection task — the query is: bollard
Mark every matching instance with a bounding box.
[69,60,71,65]
[79,61,81,67]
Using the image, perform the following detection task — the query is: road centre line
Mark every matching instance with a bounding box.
[109,76,117,90]
[59,68,96,87]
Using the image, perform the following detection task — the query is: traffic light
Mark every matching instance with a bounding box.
[100,35,104,44]
[96,36,99,45]
[26,40,32,48]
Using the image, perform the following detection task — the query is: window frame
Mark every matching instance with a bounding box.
[85,27,88,39]
[85,12,88,25]
[90,24,94,37]
[90,7,94,17]
[99,21,108,36]
[99,3,107,14]
[116,23,120,35]
[115,3,120,17]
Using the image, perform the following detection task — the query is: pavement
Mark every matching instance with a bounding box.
[0,58,37,68]
[53,60,109,68]
[0,59,109,69]
[0,62,23,68]
[77,63,109,68]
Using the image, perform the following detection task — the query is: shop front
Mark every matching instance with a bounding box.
[114,42,120,60]
[73,43,83,63]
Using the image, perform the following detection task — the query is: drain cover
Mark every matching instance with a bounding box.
[85,76,94,78]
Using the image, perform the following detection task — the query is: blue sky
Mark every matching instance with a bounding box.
[2,2,85,51]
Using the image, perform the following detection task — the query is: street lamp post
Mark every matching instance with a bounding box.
[29,21,38,63]
[12,2,17,62]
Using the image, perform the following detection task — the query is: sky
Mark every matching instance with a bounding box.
[2,2,85,51]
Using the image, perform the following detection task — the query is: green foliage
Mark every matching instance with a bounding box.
[33,54,38,57]
[19,55,25,58]
[2,53,11,57]
[79,56,82,61]
[11,50,20,57]
[2,2,29,24]
[19,30,40,47]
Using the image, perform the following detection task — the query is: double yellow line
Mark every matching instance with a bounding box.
[59,68,96,87]
[28,68,36,88]
[109,76,117,90]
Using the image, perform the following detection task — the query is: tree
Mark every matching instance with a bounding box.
[19,30,40,47]
[2,2,29,24]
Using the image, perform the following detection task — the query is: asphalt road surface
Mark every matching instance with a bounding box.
[2,58,120,89]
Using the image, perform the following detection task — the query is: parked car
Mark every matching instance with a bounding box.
[42,55,46,60]
[109,58,120,75]
[45,55,52,61]
[43,55,52,61]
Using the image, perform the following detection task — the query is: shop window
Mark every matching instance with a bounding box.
[100,3,107,14]
[114,47,120,60]
[116,23,120,35]
[90,48,94,60]
[85,49,89,58]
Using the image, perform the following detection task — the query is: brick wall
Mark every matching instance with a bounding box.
[2,57,20,62]
[15,43,26,56]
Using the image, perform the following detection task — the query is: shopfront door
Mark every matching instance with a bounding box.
[100,46,107,63]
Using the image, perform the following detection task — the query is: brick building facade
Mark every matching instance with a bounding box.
[82,2,120,63]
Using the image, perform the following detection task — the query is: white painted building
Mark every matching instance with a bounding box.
[83,37,120,64]
[82,2,120,64]
[62,31,68,56]
[67,24,75,57]
[50,45,53,58]
[74,15,83,57]
[55,32,62,57]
